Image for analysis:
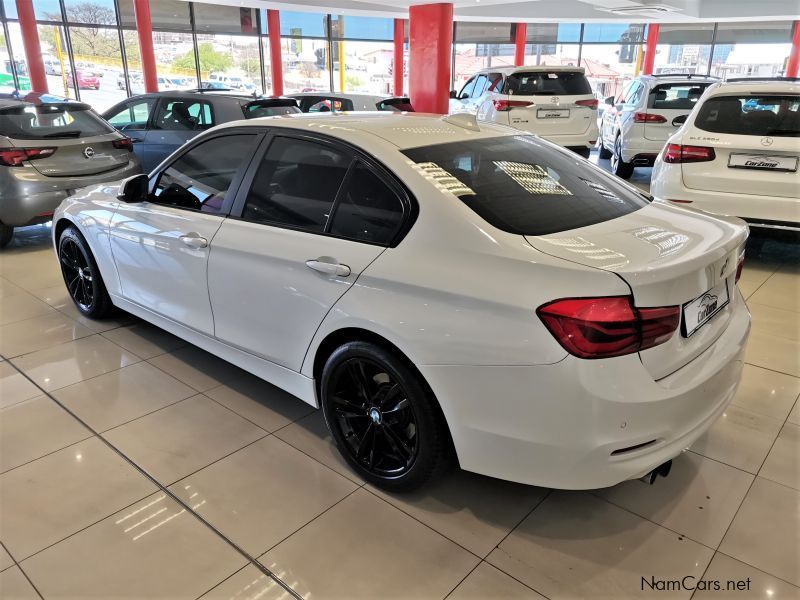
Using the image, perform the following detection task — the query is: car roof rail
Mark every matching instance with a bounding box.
[650,73,719,79]
[724,76,800,83]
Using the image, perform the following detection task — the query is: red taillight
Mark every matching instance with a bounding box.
[0,147,56,167]
[633,112,667,123]
[735,251,745,284]
[575,98,599,109]
[112,137,133,151]
[493,99,532,112]
[537,296,680,359]
[663,143,716,164]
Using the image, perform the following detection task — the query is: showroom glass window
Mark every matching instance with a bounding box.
[280,12,331,94]
[579,24,645,100]
[710,22,793,79]
[242,137,351,232]
[152,133,257,213]
[654,23,714,76]
[331,15,394,95]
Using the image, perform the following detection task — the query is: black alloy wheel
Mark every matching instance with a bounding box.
[611,135,634,179]
[58,227,113,318]
[321,341,450,491]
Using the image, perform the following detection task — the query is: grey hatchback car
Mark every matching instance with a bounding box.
[0,94,141,247]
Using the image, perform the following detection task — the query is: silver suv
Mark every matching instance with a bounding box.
[0,94,141,247]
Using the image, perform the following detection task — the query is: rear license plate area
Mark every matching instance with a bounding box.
[537,108,569,119]
[728,153,798,172]
[681,279,730,338]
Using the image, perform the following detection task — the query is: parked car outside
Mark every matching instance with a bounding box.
[67,69,101,90]
[0,94,140,247]
[290,92,414,113]
[652,78,800,231]
[599,74,717,178]
[53,112,750,491]
[102,91,300,172]
[449,66,599,157]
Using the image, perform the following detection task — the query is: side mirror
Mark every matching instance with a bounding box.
[604,96,615,106]
[449,90,458,99]
[117,173,148,203]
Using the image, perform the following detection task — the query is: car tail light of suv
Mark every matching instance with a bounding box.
[537,296,680,359]
[493,99,533,112]
[633,112,667,123]
[0,147,57,167]
[575,98,599,109]
[663,143,716,164]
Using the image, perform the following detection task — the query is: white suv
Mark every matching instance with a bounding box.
[450,66,599,157]
[652,78,799,231]
[599,74,717,178]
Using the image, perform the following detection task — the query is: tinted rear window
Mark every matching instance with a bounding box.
[243,101,300,118]
[402,136,649,236]
[0,104,113,140]
[505,71,591,96]
[377,98,414,112]
[648,83,710,110]
[695,95,799,137]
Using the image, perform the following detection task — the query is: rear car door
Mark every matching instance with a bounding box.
[109,131,261,335]
[644,81,711,142]
[208,133,410,371]
[141,97,215,172]
[103,97,156,166]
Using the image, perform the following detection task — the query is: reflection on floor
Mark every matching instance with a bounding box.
[1,197,798,599]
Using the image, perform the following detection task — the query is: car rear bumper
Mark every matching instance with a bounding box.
[621,138,667,163]
[0,161,140,226]
[542,131,597,149]
[419,289,750,489]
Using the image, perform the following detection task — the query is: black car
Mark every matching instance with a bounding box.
[102,91,300,172]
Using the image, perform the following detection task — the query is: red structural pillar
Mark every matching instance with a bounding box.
[408,3,453,114]
[132,0,158,93]
[267,10,284,96]
[393,18,405,96]
[642,23,659,75]
[16,0,47,92]
[786,21,800,77]
[514,23,527,67]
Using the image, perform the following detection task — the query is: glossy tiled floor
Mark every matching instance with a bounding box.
[1,205,799,599]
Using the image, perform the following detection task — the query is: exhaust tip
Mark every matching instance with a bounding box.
[640,460,673,485]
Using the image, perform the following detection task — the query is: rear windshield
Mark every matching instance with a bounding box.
[0,104,113,140]
[695,95,799,137]
[243,101,300,118]
[402,136,649,236]
[648,83,710,110]
[377,98,414,112]
[505,71,591,96]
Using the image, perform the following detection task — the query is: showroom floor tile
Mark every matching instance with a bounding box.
[0,222,798,599]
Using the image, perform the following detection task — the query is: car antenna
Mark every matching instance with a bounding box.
[442,113,480,132]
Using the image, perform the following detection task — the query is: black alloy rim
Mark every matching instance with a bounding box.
[612,137,622,172]
[60,239,94,311]
[328,358,418,477]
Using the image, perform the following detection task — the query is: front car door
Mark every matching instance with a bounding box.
[208,132,410,371]
[141,96,216,172]
[109,131,261,335]
[103,97,156,168]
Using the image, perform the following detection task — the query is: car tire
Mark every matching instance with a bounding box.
[611,135,634,179]
[321,341,451,491]
[597,140,613,159]
[0,225,13,249]
[58,226,113,319]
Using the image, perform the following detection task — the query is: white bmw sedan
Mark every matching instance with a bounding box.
[53,112,751,491]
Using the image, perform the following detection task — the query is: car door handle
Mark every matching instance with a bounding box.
[306,258,351,277]
[179,232,208,249]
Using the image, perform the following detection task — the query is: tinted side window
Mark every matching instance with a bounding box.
[486,73,503,93]
[472,75,489,97]
[242,137,350,232]
[154,100,214,131]
[330,163,404,244]
[106,99,154,130]
[459,77,477,99]
[153,134,256,213]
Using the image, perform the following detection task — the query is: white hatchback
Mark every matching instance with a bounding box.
[450,66,599,157]
[599,74,717,179]
[652,78,800,230]
[53,113,750,491]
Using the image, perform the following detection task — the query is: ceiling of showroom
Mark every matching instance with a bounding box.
[193,0,800,22]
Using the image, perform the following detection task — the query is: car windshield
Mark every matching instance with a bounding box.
[402,136,649,236]
[649,83,711,110]
[0,103,113,140]
[505,71,591,96]
[694,94,799,137]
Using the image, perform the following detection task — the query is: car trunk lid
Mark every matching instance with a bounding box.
[23,135,132,177]
[525,202,748,379]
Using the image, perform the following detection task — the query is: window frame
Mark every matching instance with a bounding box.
[146,128,265,216]
[229,129,418,248]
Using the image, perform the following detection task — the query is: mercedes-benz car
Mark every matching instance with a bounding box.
[52,112,750,491]
[0,94,141,248]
